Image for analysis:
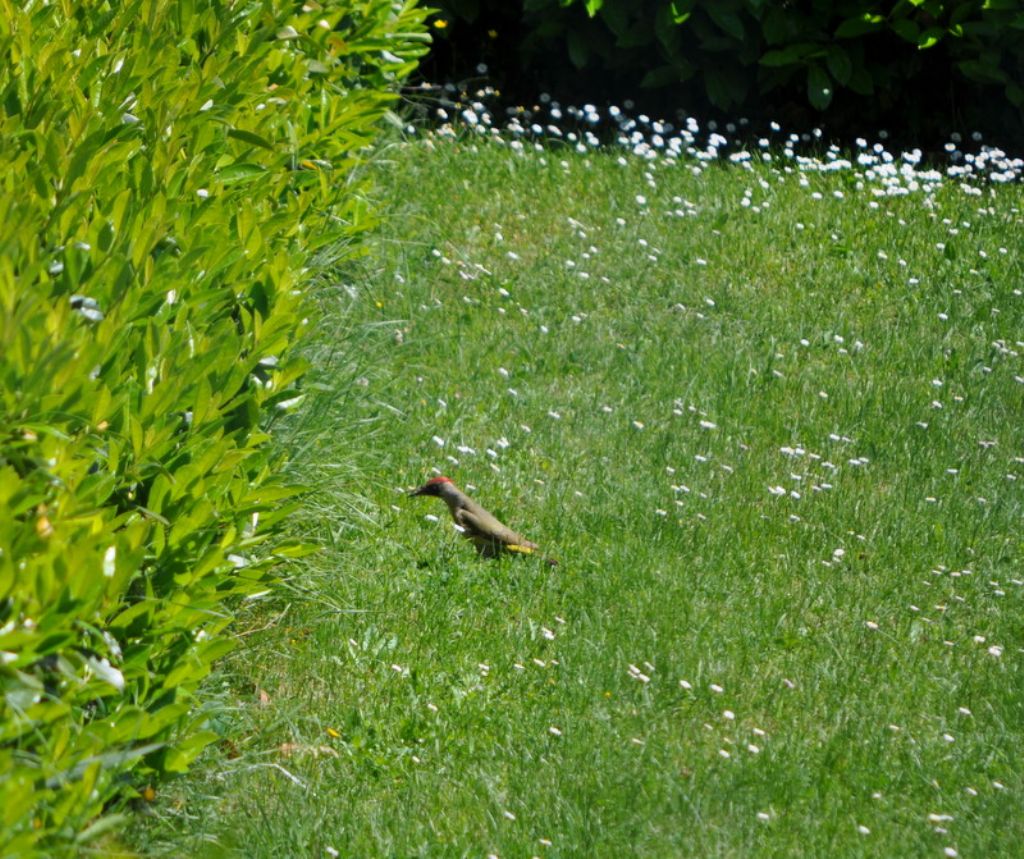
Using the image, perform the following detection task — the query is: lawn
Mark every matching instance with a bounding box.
[131,111,1024,857]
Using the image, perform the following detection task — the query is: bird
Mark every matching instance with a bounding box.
[410,476,557,565]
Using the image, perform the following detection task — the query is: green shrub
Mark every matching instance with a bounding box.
[0,0,429,853]
[432,0,1023,132]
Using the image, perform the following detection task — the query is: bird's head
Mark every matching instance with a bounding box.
[410,475,454,497]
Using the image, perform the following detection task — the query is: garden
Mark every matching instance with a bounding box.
[1,1,1022,856]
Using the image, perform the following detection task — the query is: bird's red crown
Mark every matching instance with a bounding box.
[425,476,453,485]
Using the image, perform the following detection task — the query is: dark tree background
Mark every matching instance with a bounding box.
[420,0,1024,148]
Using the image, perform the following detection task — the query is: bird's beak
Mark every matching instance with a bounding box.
[409,485,427,497]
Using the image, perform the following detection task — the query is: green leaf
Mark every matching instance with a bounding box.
[807,64,833,110]
[958,58,1007,84]
[669,1,693,24]
[654,4,683,52]
[835,14,885,38]
[76,814,130,844]
[848,64,875,95]
[917,27,944,49]
[159,730,220,773]
[219,162,268,185]
[762,8,790,45]
[825,44,853,85]
[271,540,321,559]
[227,127,276,150]
[760,43,819,67]
[890,18,920,44]
[598,1,632,37]
[97,221,115,253]
[566,29,590,68]
[706,5,745,40]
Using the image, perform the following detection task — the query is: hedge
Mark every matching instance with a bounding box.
[0,0,429,853]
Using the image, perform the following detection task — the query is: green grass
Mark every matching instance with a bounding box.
[131,134,1024,857]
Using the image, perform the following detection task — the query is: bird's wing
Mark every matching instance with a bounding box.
[455,507,536,550]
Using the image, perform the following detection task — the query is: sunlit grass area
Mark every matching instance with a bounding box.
[132,122,1023,857]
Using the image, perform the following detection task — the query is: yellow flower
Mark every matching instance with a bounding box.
[433,19,448,29]
[487,29,498,39]
[326,727,341,738]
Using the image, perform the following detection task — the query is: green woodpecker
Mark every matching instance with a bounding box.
[410,476,557,565]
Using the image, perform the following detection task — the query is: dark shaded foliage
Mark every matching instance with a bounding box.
[425,0,1024,144]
